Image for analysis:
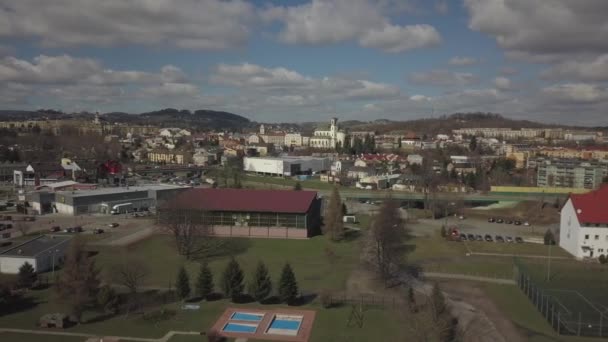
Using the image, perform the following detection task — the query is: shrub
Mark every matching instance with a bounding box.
[319,290,333,308]
[599,254,607,264]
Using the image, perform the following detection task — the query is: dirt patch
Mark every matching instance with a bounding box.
[436,280,525,342]
[465,200,560,225]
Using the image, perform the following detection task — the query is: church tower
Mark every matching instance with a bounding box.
[260,124,265,135]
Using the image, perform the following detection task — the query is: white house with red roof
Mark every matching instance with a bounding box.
[560,185,608,259]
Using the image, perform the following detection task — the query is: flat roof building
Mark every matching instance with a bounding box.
[0,235,72,274]
[244,156,331,177]
[28,184,189,215]
[159,188,322,239]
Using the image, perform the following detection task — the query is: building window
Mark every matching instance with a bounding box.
[595,235,600,240]
[585,234,589,240]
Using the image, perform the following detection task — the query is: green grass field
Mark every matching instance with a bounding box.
[243,175,335,190]
[93,234,360,292]
[466,240,572,258]
[482,283,600,342]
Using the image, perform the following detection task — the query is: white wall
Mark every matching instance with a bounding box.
[0,257,36,274]
[560,199,581,258]
[54,202,74,215]
[244,157,285,175]
[560,198,608,259]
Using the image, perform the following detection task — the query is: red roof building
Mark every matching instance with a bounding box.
[560,185,608,259]
[569,185,608,224]
[160,188,321,239]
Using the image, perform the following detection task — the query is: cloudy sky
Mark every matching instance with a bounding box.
[0,0,607,125]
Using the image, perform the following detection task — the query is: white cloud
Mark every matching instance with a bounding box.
[359,24,441,53]
[410,94,432,101]
[266,0,441,53]
[409,70,478,86]
[494,77,512,90]
[141,83,200,98]
[212,63,399,101]
[542,83,608,104]
[464,0,608,61]
[0,0,255,50]
[448,56,479,66]
[541,54,608,82]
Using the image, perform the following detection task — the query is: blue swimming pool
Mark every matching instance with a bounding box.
[269,319,301,330]
[231,312,264,322]
[223,322,257,333]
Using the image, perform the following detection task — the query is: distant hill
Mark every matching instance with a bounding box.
[344,113,571,135]
[0,108,252,131]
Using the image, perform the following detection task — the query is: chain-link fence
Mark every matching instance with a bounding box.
[514,258,608,338]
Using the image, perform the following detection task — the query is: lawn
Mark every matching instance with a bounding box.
[482,283,599,342]
[0,332,87,342]
[93,234,361,293]
[465,240,572,258]
[0,287,401,342]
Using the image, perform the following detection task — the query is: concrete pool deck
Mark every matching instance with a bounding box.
[212,307,316,342]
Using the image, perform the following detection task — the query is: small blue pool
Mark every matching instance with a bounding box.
[269,319,301,330]
[231,312,264,322]
[223,322,257,333]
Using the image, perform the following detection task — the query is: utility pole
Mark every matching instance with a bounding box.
[546,242,552,281]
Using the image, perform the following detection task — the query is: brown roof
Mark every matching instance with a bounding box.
[168,188,317,213]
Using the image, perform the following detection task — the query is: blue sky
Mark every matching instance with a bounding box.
[0,0,607,125]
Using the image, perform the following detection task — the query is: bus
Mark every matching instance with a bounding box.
[110,203,133,215]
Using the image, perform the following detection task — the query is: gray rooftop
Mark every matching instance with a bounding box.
[56,184,188,198]
[1,235,72,257]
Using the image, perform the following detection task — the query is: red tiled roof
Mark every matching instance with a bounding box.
[168,188,317,213]
[570,185,608,224]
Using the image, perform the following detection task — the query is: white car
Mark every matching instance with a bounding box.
[523,221,530,226]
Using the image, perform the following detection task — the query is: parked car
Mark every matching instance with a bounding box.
[496,235,505,243]
[515,237,524,243]
[523,221,530,226]
[458,215,466,220]
[460,234,468,241]
[514,220,522,226]
[467,234,476,240]
[64,228,74,233]
[108,223,119,228]
[506,236,514,243]
[73,226,83,233]
[484,234,493,242]
[475,234,483,241]
[50,226,60,232]
[505,219,514,224]
[496,218,504,223]
[488,217,496,223]
[93,228,105,234]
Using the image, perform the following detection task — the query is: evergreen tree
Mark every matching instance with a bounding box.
[293,182,302,191]
[55,238,100,323]
[248,261,272,302]
[196,262,214,299]
[17,262,37,289]
[221,257,244,301]
[324,186,344,241]
[278,263,299,305]
[469,136,478,152]
[175,266,191,301]
[544,229,556,245]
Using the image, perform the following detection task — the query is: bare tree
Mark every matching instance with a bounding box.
[111,256,149,294]
[366,197,411,286]
[160,201,223,260]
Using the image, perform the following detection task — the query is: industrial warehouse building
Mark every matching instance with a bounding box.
[159,188,322,239]
[0,235,72,274]
[27,184,188,215]
[243,156,331,177]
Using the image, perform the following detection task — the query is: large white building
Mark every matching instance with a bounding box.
[309,118,346,149]
[559,186,608,259]
[0,235,72,274]
[243,156,331,176]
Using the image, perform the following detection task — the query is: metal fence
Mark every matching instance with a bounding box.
[514,259,608,338]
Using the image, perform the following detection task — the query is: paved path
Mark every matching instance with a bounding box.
[423,272,516,285]
[0,328,201,342]
[469,251,570,259]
